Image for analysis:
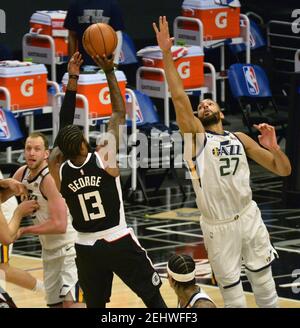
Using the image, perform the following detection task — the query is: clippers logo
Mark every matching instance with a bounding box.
[21,79,34,97]
[243,66,260,95]
[99,87,111,105]
[177,61,190,79]
[0,108,10,139]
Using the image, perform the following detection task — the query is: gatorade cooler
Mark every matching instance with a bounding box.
[62,70,127,118]
[29,11,68,59]
[137,46,204,89]
[182,0,241,40]
[0,61,48,110]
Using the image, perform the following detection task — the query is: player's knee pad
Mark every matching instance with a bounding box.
[246,266,278,308]
[220,281,247,308]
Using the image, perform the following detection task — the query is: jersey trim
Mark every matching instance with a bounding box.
[23,165,49,201]
[20,166,28,182]
[179,286,214,308]
[94,152,105,170]
[223,278,241,289]
[39,172,50,201]
[191,133,207,162]
[25,166,49,183]
[232,132,247,153]
[206,130,230,136]
[67,153,92,169]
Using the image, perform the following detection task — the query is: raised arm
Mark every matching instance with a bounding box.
[68,30,78,59]
[19,174,67,237]
[91,55,125,176]
[236,124,291,176]
[153,16,204,135]
[59,52,83,130]
[93,55,126,147]
[50,53,83,189]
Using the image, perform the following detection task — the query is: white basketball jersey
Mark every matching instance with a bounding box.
[21,166,77,250]
[178,286,215,308]
[188,131,252,221]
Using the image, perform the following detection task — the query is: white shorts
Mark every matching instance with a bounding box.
[200,201,277,288]
[42,243,78,306]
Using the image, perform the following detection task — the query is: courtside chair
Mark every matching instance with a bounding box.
[227,63,288,142]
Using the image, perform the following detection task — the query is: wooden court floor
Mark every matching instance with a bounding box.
[1,255,299,308]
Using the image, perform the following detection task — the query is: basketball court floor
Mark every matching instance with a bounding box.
[6,159,300,307]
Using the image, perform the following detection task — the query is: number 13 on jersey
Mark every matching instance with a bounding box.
[78,191,106,221]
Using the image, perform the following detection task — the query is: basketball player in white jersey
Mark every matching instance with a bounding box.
[153,16,291,308]
[167,254,216,308]
[0,178,39,307]
[0,169,44,295]
[13,133,83,308]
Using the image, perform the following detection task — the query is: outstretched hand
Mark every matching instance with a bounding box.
[0,178,28,199]
[153,16,173,52]
[15,200,39,218]
[253,123,280,151]
[92,54,115,73]
[68,52,83,76]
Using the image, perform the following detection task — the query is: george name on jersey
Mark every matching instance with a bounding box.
[68,176,102,192]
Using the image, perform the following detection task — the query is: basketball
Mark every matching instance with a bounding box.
[82,23,118,58]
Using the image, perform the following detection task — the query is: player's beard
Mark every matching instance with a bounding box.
[26,158,43,171]
[200,111,221,127]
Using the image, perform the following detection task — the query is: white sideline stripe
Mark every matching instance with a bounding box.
[275,246,300,254]
[148,227,202,238]
[279,283,300,288]
[286,215,300,220]
[200,284,300,304]
[11,254,41,261]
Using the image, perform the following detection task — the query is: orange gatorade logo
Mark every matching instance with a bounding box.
[99,87,111,105]
[215,12,228,29]
[177,61,191,79]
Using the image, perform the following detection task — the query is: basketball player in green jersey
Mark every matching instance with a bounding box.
[153,16,291,308]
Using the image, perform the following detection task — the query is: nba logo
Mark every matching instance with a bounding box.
[125,93,144,124]
[119,50,125,64]
[0,108,10,139]
[249,32,256,48]
[243,66,260,95]
[135,105,144,124]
